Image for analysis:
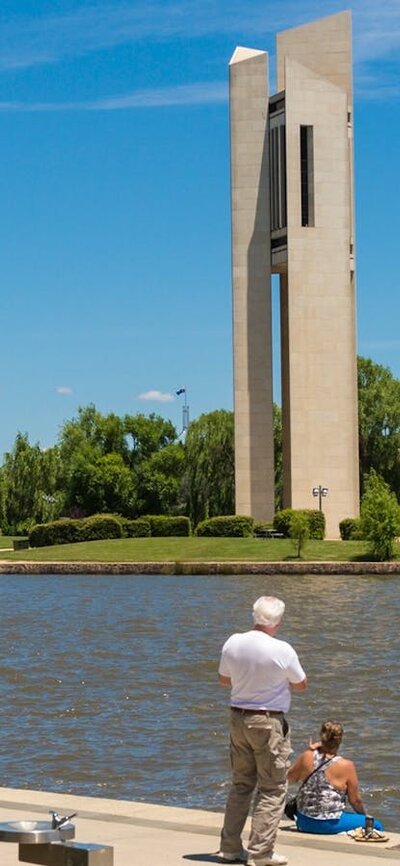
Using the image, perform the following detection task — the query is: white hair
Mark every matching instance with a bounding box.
[252,596,285,627]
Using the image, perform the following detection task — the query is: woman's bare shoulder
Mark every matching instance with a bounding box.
[334,756,358,776]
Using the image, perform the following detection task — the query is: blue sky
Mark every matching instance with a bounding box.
[0,0,399,456]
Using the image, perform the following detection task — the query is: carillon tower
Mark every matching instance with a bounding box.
[230,11,359,538]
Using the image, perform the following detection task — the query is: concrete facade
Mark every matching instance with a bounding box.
[230,48,275,521]
[230,11,359,538]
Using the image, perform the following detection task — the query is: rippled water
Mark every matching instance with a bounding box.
[0,573,398,828]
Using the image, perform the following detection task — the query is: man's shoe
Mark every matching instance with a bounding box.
[215,851,247,863]
[247,854,288,866]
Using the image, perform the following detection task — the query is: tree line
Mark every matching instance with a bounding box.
[0,406,234,533]
[1,355,399,534]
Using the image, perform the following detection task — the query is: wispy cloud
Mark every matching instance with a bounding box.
[0,82,227,113]
[356,67,400,100]
[0,1,399,103]
[55,386,73,395]
[138,389,175,403]
[1,1,400,71]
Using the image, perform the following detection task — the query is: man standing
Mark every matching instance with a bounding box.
[217,596,307,866]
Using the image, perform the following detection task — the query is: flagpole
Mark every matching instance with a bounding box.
[182,385,189,432]
[176,386,189,436]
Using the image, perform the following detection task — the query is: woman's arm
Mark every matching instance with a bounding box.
[345,762,366,814]
[287,751,312,784]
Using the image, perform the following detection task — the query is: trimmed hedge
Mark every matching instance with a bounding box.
[29,518,83,548]
[305,510,326,540]
[123,518,151,538]
[81,515,123,541]
[28,514,191,546]
[273,509,325,540]
[143,516,191,537]
[196,515,254,537]
[339,517,363,541]
[253,521,274,537]
[273,509,295,537]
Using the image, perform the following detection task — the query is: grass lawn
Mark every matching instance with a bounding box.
[0,537,16,549]
[0,536,394,562]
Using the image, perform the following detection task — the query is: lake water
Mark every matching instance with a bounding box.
[0,573,397,829]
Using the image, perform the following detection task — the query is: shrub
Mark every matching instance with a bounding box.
[303,509,325,540]
[15,518,36,536]
[196,515,254,537]
[273,508,325,539]
[360,470,400,560]
[123,518,151,538]
[29,518,83,548]
[253,521,273,538]
[273,509,296,537]
[81,515,123,541]
[339,517,363,540]
[144,516,191,537]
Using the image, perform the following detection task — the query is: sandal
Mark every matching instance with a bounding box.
[347,827,389,843]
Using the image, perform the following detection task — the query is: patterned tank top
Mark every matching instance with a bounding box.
[296,750,347,819]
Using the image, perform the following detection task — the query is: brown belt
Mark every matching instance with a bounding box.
[231,707,284,716]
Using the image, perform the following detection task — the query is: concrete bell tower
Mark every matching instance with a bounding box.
[230,11,359,538]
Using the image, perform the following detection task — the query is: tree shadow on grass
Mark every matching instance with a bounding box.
[349,553,400,562]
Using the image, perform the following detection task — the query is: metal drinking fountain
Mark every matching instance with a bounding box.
[0,810,113,865]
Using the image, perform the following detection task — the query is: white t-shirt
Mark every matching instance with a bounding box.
[219,629,306,712]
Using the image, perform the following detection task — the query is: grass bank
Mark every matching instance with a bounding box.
[0,537,15,549]
[0,536,393,562]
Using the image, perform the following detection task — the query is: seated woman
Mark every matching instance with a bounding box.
[287,720,384,834]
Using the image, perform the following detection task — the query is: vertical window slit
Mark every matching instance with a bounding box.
[300,125,314,227]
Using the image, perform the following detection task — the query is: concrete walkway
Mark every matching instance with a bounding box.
[0,787,398,866]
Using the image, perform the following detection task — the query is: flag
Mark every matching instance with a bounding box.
[176,387,186,396]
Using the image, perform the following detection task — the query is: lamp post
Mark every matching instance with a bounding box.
[42,493,56,522]
[312,485,328,511]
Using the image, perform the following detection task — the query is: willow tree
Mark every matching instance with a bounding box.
[183,410,234,525]
[1,433,63,532]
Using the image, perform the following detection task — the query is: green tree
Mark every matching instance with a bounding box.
[59,405,127,468]
[58,406,178,516]
[183,410,235,525]
[289,511,310,559]
[273,403,283,510]
[123,413,177,467]
[0,469,6,532]
[2,433,42,530]
[358,356,400,497]
[1,434,64,532]
[67,453,137,516]
[360,469,400,561]
[136,443,185,515]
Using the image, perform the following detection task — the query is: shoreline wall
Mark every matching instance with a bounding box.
[0,560,399,575]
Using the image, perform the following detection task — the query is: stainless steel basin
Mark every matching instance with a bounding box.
[0,819,75,844]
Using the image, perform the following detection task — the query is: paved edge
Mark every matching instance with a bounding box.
[0,561,400,575]
[0,788,398,860]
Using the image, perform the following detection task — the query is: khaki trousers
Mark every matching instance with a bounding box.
[220,710,292,863]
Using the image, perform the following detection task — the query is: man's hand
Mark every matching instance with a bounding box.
[290,676,307,691]
[219,674,231,686]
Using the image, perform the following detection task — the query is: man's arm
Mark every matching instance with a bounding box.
[219,674,231,686]
[290,676,307,691]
